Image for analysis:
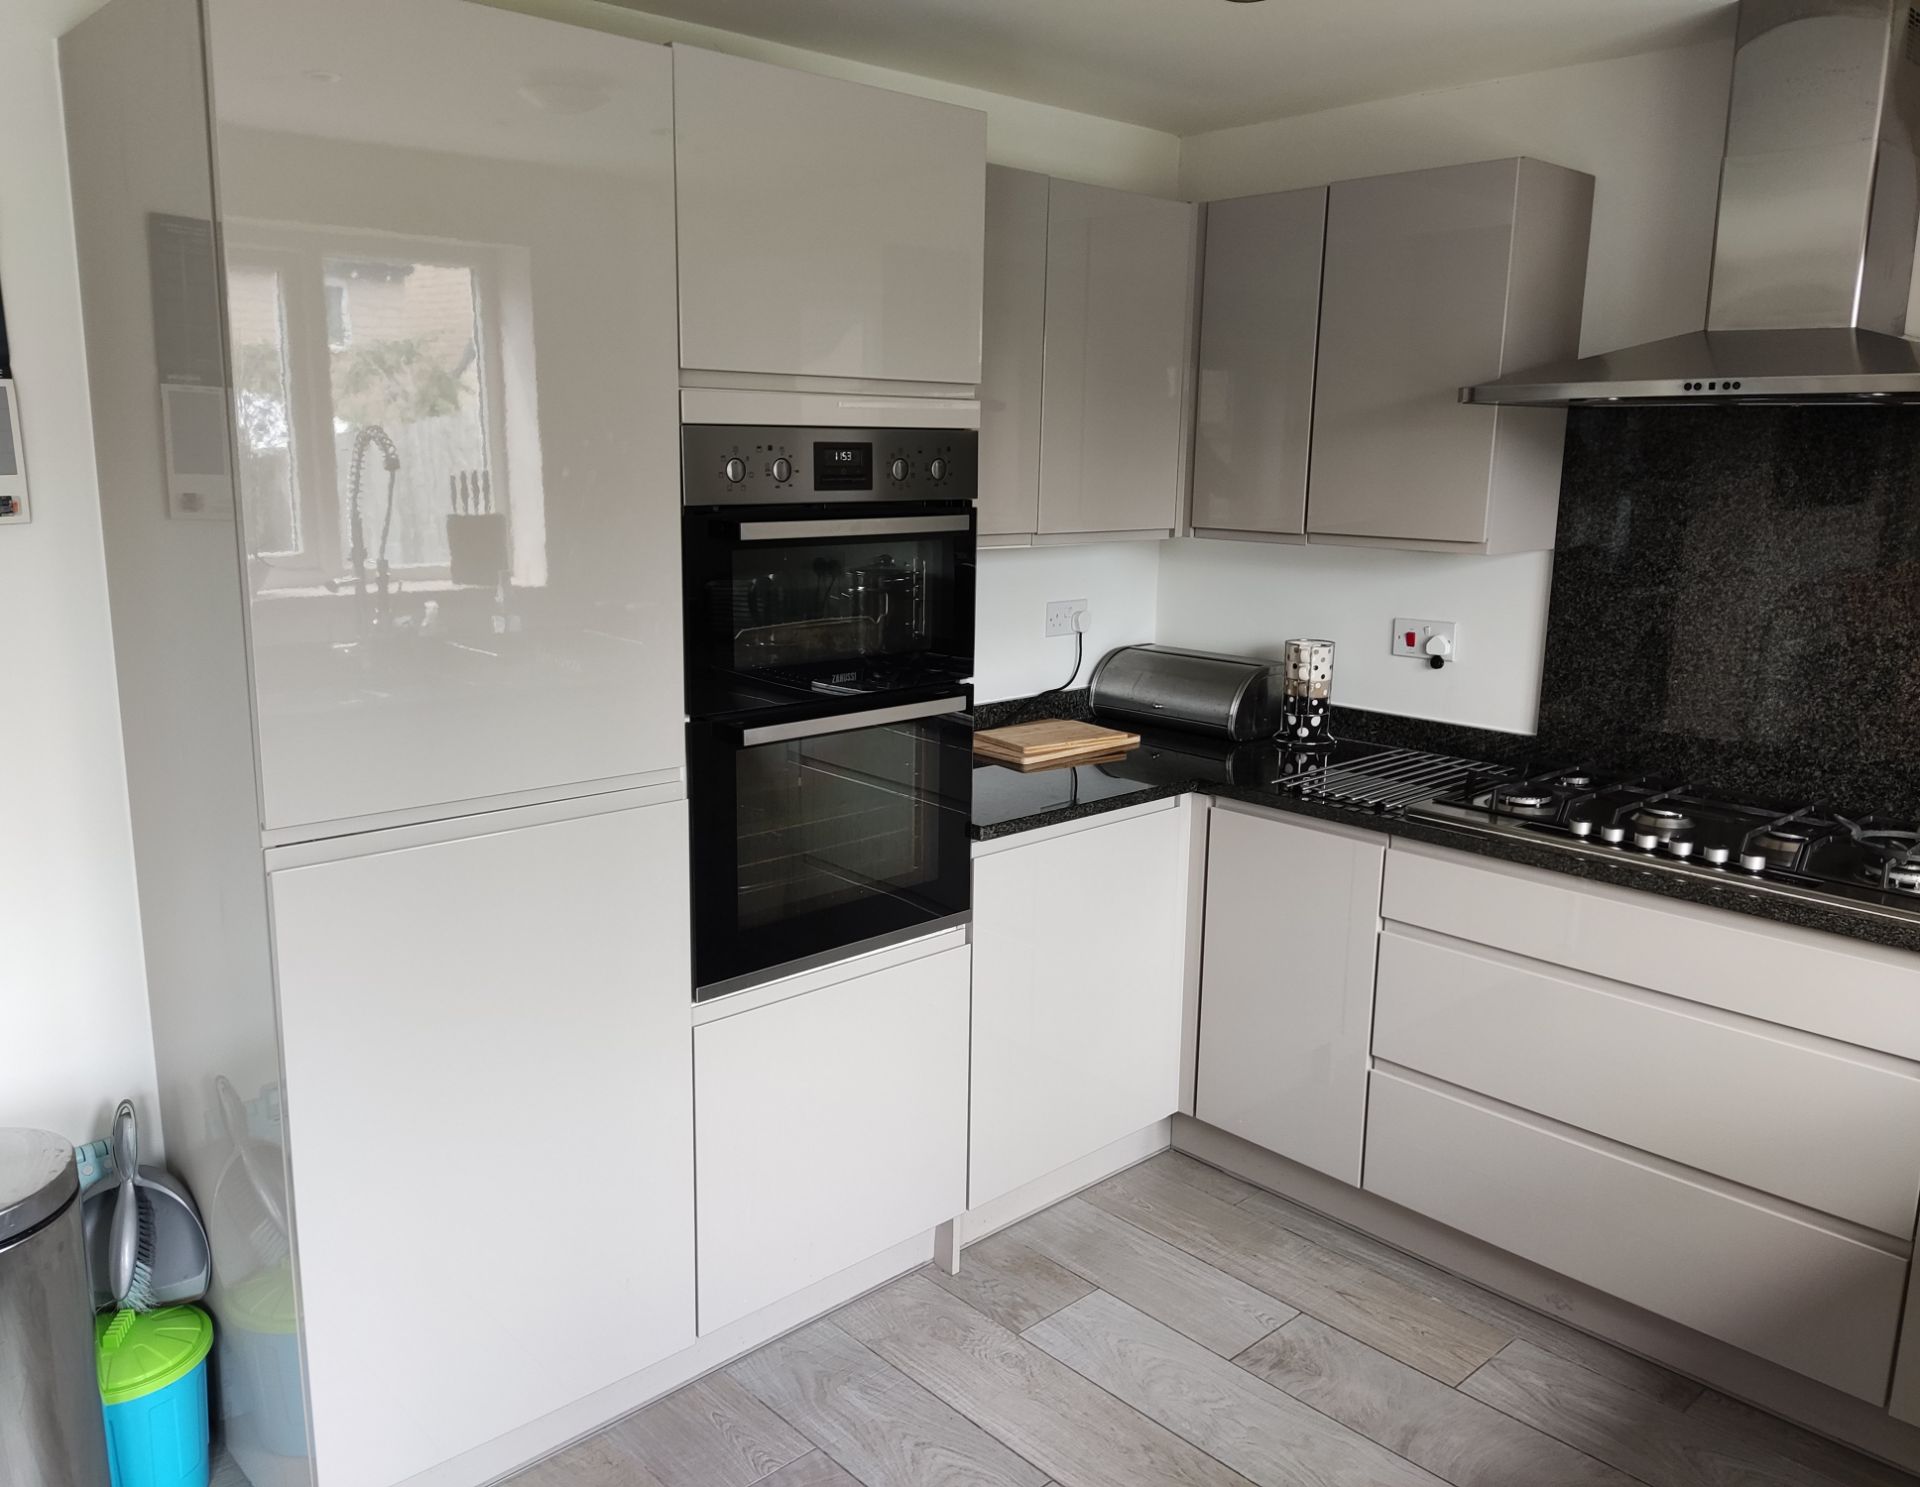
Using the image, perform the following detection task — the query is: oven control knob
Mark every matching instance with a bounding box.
[1631,831,1660,851]
[928,457,949,481]
[723,457,747,484]
[1737,852,1768,874]
[1600,825,1627,844]
[1667,839,1696,859]
[771,456,793,483]
[890,457,910,482]
[1569,819,1593,838]
[1701,845,1730,865]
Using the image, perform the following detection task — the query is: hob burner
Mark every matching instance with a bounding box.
[1858,831,1920,896]
[1492,788,1557,813]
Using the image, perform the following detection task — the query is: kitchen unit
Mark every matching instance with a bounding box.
[1193,158,1592,552]
[1190,187,1325,541]
[1194,803,1381,1184]
[978,167,1199,545]
[969,802,1192,1208]
[673,45,987,387]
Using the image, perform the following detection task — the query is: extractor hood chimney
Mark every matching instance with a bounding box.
[1466,0,1920,405]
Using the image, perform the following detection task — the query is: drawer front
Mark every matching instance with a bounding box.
[1374,927,1920,1235]
[1383,843,1920,1057]
[1364,1069,1905,1403]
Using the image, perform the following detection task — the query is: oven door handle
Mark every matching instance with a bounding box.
[735,695,971,747]
[736,514,972,541]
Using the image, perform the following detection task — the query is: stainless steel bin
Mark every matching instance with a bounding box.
[0,1129,110,1487]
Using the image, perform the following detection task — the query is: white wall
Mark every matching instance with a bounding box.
[1164,38,1735,733]
[974,543,1159,702]
[0,0,158,1145]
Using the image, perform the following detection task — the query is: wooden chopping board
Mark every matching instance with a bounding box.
[974,719,1141,769]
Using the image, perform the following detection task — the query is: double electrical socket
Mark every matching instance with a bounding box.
[1044,598,1089,637]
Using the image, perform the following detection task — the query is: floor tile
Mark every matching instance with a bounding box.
[1685,1392,1920,1487]
[1237,1314,1636,1487]
[925,1232,1095,1332]
[609,1372,810,1487]
[729,1318,1047,1487]
[1462,1340,1823,1487]
[506,1431,667,1487]
[1010,1195,1295,1356]
[1026,1290,1445,1487]
[834,1273,1259,1487]
[1237,1184,1702,1409]
[1083,1159,1509,1383]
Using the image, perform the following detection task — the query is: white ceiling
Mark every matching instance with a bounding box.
[602,0,1734,135]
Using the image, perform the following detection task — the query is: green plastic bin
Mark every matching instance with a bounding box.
[96,1306,214,1487]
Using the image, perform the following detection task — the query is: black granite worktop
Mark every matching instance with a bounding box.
[970,692,1920,953]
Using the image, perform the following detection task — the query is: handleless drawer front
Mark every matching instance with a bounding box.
[1364,1069,1906,1403]
[1374,926,1920,1235]
[1383,843,1920,1057]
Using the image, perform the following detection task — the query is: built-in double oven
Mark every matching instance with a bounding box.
[683,421,977,1000]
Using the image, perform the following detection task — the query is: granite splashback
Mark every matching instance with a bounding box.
[1540,406,1920,814]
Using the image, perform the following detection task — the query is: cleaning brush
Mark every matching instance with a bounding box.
[107,1100,159,1312]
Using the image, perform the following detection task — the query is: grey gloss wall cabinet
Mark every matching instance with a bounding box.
[1191,188,1327,540]
[673,46,988,385]
[1307,157,1593,553]
[979,167,1199,543]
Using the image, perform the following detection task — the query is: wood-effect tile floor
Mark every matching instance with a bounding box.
[507,1152,1919,1487]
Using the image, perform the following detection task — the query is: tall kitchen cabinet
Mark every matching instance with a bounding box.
[62,3,692,1486]
[1192,158,1591,553]
[673,45,987,386]
[1195,804,1386,1185]
[979,167,1199,544]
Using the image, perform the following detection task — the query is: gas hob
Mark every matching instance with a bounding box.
[1404,766,1920,926]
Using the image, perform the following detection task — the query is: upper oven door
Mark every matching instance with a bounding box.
[684,503,976,704]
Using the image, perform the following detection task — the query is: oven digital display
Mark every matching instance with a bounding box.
[814,441,873,491]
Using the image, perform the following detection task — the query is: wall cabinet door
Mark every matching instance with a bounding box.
[1037,180,1198,537]
[970,807,1189,1206]
[694,945,970,1332]
[673,46,986,385]
[269,799,695,1487]
[1195,805,1385,1185]
[210,4,685,831]
[1307,157,1591,554]
[1192,188,1326,539]
[977,166,1048,541]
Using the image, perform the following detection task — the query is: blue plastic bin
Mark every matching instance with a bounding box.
[95,1306,213,1487]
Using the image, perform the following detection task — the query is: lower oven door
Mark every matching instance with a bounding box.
[688,694,973,1000]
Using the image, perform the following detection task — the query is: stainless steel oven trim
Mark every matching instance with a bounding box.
[736,695,971,747]
[695,912,973,1001]
[738,514,971,541]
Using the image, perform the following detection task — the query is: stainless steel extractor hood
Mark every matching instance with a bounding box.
[1466,0,1920,406]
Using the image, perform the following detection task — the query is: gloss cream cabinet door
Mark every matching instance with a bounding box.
[1191,187,1326,539]
[969,805,1190,1206]
[1195,804,1385,1184]
[673,45,986,385]
[268,798,695,1487]
[207,0,684,834]
[977,166,1048,542]
[1037,180,1198,537]
[1308,157,1591,554]
[694,944,970,1332]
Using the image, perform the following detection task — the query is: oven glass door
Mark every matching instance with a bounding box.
[689,696,973,999]
[683,504,975,700]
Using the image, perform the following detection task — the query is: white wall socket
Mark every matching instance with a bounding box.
[1392,617,1458,662]
[1044,598,1088,638]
